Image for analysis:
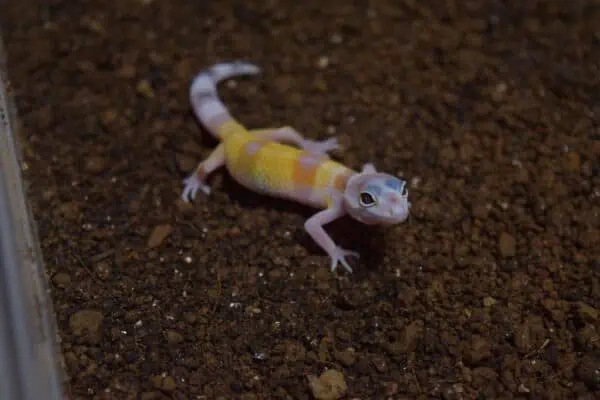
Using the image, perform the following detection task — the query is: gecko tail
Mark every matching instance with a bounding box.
[190,61,261,140]
[207,62,261,81]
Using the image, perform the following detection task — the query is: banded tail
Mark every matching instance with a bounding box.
[190,61,261,140]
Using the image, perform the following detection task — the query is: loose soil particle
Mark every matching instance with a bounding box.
[308,369,347,400]
[2,0,600,398]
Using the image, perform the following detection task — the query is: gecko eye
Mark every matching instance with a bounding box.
[359,192,377,207]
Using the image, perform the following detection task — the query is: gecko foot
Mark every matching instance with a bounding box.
[329,246,360,273]
[181,174,211,202]
[301,137,339,156]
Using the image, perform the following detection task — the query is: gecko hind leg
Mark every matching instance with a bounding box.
[250,126,339,157]
[181,143,225,202]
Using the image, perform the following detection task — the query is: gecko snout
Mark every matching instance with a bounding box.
[385,202,409,223]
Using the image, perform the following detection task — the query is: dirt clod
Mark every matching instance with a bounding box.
[68,309,104,344]
[284,340,306,362]
[334,347,357,367]
[151,375,177,393]
[147,224,173,248]
[498,232,517,258]
[165,331,184,344]
[308,369,347,400]
[465,335,492,365]
[514,316,546,354]
[52,272,71,288]
[84,156,107,174]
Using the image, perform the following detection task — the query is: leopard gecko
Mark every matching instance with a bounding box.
[181,61,411,273]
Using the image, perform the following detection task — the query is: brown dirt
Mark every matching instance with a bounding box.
[3,0,600,399]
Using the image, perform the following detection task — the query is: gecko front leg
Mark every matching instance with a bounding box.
[250,126,339,157]
[304,202,360,273]
[181,143,225,201]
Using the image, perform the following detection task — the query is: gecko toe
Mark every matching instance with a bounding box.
[339,258,354,273]
[320,137,339,152]
[200,185,211,195]
[182,174,211,201]
[323,137,339,148]
[181,186,195,202]
[302,137,340,156]
[329,247,360,273]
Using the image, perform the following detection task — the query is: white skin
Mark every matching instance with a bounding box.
[304,163,411,273]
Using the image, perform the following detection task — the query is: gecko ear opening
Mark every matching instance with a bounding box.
[362,163,376,174]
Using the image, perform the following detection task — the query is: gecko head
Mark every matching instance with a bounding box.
[343,163,411,225]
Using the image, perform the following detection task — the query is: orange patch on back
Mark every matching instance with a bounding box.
[292,152,323,188]
[333,170,353,191]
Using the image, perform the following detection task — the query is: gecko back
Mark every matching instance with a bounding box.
[223,132,354,209]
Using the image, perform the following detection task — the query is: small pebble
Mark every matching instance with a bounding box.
[308,369,347,400]
[334,347,357,366]
[498,232,516,257]
[151,375,177,392]
[69,309,104,343]
[84,156,107,174]
[166,330,184,344]
[317,56,329,69]
[52,272,72,288]
[136,79,155,98]
[147,224,173,248]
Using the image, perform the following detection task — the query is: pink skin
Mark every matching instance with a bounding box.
[304,163,411,273]
[304,203,360,273]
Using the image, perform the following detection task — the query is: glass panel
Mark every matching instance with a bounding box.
[0,32,65,400]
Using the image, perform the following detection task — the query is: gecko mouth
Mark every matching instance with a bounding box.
[383,207,409,223]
